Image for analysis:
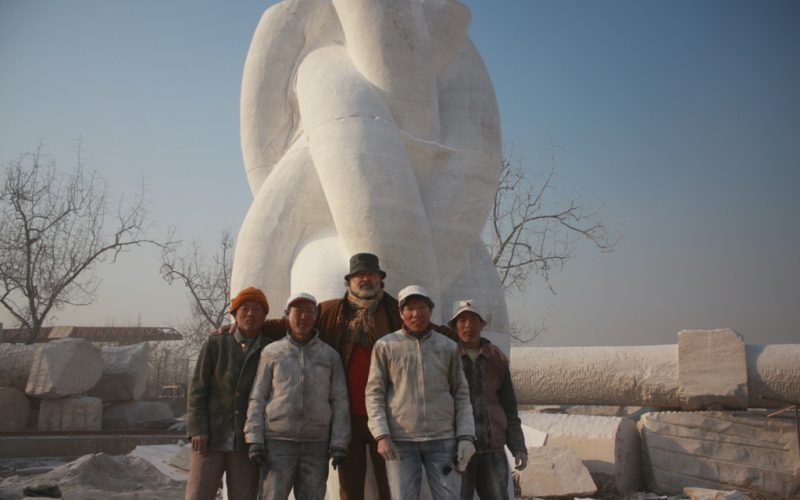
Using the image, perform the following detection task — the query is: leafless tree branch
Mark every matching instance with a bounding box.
[160,229,234,330]
[0,140,173,343]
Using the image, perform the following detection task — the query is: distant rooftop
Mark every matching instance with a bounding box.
[0,326,183,344]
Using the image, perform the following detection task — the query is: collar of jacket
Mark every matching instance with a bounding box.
[286,329,320,348]
[401,324,433,340]
[458,337,491,356]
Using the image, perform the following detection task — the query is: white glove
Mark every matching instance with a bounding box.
[456,439,476,472]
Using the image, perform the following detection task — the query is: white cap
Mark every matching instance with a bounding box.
[448,299,486,328]
[397,285,434,309]
[285,291,318,312]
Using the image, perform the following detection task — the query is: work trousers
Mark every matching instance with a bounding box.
[460,450,510,500]
[385,439,460,500]
[338,414,390,500]
[260,439,329,500]
[185,449,259,500]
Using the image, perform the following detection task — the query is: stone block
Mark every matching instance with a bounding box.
[746,343,800,406]
[0,386,31,431]
[0,344,37,391]
[511,345,680,407]
[519,411,641,493]
[678,329,748,410]
[517,445,596,497]
[38,396,102,431]
[26,338,102,398]
[88,342,149,401]
[639,411,800,498]
[103,401,174,430]
[684,487,750,500]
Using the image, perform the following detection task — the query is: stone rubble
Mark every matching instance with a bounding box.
[0,452,184,500]
[684,486,751,500]
[517,445,597,497]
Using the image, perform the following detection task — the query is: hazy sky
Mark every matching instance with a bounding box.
[1,1,798,346]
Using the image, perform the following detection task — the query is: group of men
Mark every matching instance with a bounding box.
[186,253,528,500]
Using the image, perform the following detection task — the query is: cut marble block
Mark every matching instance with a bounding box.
[0,386,31,431]
[517,445,597,498]
[678,329,748,410]
[0,344,38,391]
[511,345,680,407]
[639,411,800,498]
[38,396,102,431]
[511,338,800,409]
[89,342,149,401]
[518,411,641,493]
[26,338,102,398]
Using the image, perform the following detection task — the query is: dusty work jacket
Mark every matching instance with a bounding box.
[243,331,351,451]
[365,328,475,442]
[187,330,271,451]
[460,341,526,454]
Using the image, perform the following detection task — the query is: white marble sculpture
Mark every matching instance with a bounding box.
[233,0,508,345]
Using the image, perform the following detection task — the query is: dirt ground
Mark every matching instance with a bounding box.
[0,453,186,499]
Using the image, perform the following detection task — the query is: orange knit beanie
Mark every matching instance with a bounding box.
[230,287,269,316]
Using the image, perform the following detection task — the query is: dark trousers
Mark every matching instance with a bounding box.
[460,450,510,500]
[338,414,390,500]
[185,449,259,500]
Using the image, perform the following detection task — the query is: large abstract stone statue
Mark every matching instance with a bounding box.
[232,0,509,344]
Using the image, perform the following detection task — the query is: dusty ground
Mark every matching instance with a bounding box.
[0,453,186,499]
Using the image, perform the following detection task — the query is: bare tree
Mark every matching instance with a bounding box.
[487,144,616,293]
[0,140,169,343]
[153,230,235,395]
[160,229,234,331]
[485,144,618,343]
[146,315,209,397]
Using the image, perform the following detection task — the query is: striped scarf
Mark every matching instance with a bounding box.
[346,290,383,347]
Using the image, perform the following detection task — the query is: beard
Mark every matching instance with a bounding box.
[350,282,379,299]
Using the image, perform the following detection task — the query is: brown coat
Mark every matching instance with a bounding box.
[460,342,525,453]
[259,292,404,367]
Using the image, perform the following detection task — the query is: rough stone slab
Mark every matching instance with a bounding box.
[103,401,174,430]
[519,411,641,493]
[26,338,102,398]
[88,342,149,401]
[678,329,748,410]
[38,396,102,431]
[684,487,751,500]
[639,411,800,498]
[0,344,38,391]
[0,386,31,431]
[517,445,596,497]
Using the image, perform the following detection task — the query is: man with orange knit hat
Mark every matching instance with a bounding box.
[186,287,271,500]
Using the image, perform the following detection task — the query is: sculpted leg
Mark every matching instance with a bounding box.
[296,45,442,310]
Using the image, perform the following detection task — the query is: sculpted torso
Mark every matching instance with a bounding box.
[234,0,509,347]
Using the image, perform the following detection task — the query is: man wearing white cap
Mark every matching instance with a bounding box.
[449,300,527,500]
[365,285,476,500]
[244,292,350,500]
